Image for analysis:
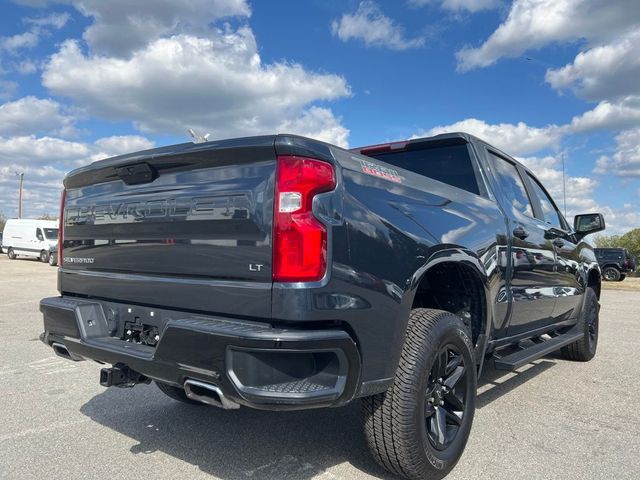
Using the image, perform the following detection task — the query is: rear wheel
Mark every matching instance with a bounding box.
[7,248,16,259]
[362,308,476,480]
[561,287,599,362]
[602,266,620,281]
[155,381,203,405]
[40,250,50,263]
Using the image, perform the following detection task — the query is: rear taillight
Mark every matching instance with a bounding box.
[58,189,66,266]
[273,155,336,282]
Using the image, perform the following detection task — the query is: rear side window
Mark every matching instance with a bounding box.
[487,153,533,217]
[371,144,480,195]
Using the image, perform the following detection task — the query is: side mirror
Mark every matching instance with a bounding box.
[573,213,605,239]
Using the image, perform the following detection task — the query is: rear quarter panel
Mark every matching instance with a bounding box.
[275,146,509,388]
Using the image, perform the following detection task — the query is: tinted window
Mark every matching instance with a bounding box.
[526,173,563,229]
[43,228,58,239]
[488,153,533,217]
[36,228,44,241]
[372,144,480,195]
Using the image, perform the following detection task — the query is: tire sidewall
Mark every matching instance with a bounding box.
[8,248,16,259]
[603,267,620,281]
[415,316,477,472]
[583,289,599,357]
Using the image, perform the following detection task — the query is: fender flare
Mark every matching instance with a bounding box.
[404,245,493,365]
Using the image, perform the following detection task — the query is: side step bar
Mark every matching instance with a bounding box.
[493,330,583,370]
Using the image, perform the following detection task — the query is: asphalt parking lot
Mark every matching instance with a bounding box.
[1,255,639,480]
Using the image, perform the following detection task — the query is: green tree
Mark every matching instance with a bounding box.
[0,211,6,232]
[593,234,620,248]
[618,228,640,261]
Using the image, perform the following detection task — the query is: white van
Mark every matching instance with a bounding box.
[2,219,59,263]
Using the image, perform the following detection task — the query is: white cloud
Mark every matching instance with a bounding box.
[277,107,349,148]
[594,128,640,177]
[569,96,640,133]
[0,133,155,217]
[519,155,598,214]
[0,30,40,53]
[24,12,70,29]
[0,11,69,54]
[0,80,18,100]
[13,59,39,75]
[0,163,67,217]
[0,135,89,165]
[331,1,425,51]
[408,0,501,13]
[43,30,351,145]
[0,96,76,136]
[520,155,640,235]
[546,28,640,102]
[597,206,640,236]
[70,0,251,56]
[456,0,640,71]
[413,118,563,155]
[93,135,155,157]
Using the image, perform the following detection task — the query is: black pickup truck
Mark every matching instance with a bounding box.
[594,247,636,281]
[40,133,605,480]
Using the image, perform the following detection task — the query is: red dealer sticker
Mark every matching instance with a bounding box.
[359,159,403,183]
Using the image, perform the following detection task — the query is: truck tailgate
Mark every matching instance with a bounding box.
[60,136,276,318]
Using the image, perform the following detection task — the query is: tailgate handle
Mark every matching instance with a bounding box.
[116,163,156,185]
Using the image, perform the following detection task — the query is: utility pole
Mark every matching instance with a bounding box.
[16,172,24,219]
[561,154,567,218]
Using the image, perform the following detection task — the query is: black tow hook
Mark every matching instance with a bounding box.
[99,363,150,388]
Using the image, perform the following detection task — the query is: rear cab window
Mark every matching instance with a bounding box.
[368,143,481,195]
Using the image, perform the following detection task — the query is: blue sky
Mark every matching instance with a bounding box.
[0,0,638,234]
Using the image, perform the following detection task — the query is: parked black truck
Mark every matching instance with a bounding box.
[594,247,636,281]
[40,133,605,480]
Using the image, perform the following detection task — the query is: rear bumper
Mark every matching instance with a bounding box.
[40,296,361,410]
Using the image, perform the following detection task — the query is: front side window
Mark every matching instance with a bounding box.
[526,174,563,229]
[43,228,58,239]
[488,153,533,217]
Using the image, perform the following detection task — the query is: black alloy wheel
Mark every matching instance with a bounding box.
[424,343,469,451]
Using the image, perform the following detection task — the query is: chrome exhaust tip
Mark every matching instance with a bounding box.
[183,379,240,409]
[51,342,82,361]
